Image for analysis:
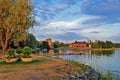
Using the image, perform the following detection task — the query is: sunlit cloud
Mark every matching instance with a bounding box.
[31,0,120,42]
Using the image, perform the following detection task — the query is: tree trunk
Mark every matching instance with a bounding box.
[1,40,8,55]
[2,45,6,55]
[0,30,9,55]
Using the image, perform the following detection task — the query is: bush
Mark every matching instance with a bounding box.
[21,46,31,58]
[16,49,22,54]
[6,49,17,58]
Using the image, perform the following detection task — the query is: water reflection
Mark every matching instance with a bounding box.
[91,50,115,56]
[50,49,120,76]
[40,49,115,57]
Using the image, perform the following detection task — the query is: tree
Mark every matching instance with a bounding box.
[0,0,34,54]
[39,41,50,50]
[90,40,114,48]
[26,33,38,49]
[53,41,60,48]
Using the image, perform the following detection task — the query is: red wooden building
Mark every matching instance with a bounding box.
[69,41,88,48]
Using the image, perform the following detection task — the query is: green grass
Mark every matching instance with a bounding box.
[69,60,113,80]
[0,58,49,65]
[69,60,92,74]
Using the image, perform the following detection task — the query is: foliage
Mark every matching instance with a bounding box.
[69,60,113,80]
[53,41,60,48]
[114,43,120,48]
[6,49,18,58]
[18,41,25,48]
[90,40,114,48]
[98,71,113,80]
[21,46,31,58]
[26,33,38,49]
[39,41,50,50]
[104,71,112,80]
[53,41,68,48]
[69,60,92,74]
[0,59,49,65]
[0,0,35,54]
[16,49,22,54]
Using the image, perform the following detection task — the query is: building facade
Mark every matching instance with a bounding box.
[69,41,88,48]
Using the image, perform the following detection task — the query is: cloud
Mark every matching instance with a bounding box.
[53,32,87,41]
[80,0,120,25]
[81,28,103,34]
[31,0,120,43]
[51,4,69,12]
[33,0,83,21]
[30,16,104,41]
[81,0,120,17]
[69,9,81,15]
[42,16,101,29]
[59,0,77,6]
[108,33,120,43]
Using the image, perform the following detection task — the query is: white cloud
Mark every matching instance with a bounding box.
[51,4,68,12]
[81,28,103,34]
[30,15,103,40]
[42,15,101,29]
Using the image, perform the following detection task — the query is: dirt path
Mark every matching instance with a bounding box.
[0,55,78,80]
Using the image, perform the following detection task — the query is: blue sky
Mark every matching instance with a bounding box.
[30,0,120,43]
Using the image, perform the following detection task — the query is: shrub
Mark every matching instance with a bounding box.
[16,49,22,54]
[21,46,31,58]
[6,49,16,58]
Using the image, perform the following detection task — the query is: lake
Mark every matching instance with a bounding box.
[52,49,120,75]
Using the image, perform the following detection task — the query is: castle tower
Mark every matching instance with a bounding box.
[46,38,52,48]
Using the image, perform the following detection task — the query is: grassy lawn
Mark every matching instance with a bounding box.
[0,59,49,65]
[0,55,77,80]
[0,57,55,80]
[0,55,113,80]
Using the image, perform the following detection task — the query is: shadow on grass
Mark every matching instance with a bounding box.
[0,59,49,65]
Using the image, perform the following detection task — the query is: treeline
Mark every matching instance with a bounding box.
[114,43,120,48]
[38,40,68,50]
[0,33,68,53]
[90,40,114,48]
[52,41,68,48]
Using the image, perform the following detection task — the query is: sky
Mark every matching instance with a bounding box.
[30,0,120,43]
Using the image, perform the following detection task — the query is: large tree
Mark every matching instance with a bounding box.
[26,33,38,49]
[0,0,34,54]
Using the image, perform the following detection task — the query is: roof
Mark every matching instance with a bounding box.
[70,41,87,44]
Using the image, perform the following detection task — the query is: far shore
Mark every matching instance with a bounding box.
[69,47,120,51]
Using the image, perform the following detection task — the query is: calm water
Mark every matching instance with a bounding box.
[54,49,120,74]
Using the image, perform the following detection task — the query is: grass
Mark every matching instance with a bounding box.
[69,60,91,70]
[0,58,49,65]
[0,56,114,80]
[69,60,113,80]
[69,60,92,74]
[0,70,16,73]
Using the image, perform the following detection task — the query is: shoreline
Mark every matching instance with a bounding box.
[0,54,113,80]
[69,47,120,51]
[90,48,120,51]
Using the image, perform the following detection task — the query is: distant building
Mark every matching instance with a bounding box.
[69,41,89,48]
[46,38,52,48]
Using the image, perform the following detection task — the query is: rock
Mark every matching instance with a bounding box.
[85,71,90,76]
[91,73,99,80]
[67,72,74,79]
[75,72,83,79]
[63,69,99,80]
